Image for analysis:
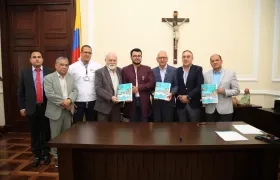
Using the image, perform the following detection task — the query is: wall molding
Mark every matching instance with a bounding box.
[240,89,280,96]
[236,0,260,82]
[272,0,280,82]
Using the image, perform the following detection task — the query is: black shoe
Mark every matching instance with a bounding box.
[32,156,41,167]
[43,155,51,165]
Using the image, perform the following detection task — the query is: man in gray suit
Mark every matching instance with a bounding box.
[44,57,77,167]
[203,54,240,122]
[152,51,178,122]
[94,52,122,122]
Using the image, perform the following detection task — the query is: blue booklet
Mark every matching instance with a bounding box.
[154,82,171,100]
[117,83,132,101]
[201,84,218,104]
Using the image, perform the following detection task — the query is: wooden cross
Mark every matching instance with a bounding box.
[162,11,190,64]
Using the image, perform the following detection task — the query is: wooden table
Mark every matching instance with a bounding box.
[249,108,280,138]
[49,122,279,180]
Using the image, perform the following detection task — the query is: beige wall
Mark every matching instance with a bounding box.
[0,0,279,125]
[80,0,280,107]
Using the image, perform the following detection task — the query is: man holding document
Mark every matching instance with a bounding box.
[152,51,178,122]
[94,52,122,122]
[203,54,240,122]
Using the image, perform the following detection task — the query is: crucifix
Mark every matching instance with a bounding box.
[162,11,190,64]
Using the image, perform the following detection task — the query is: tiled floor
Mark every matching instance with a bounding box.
[0,133,58,180]
[0,133,279,180]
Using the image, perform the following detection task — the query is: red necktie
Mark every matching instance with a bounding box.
[35,68,43,103]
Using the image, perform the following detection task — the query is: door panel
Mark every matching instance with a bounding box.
[1,0,74,132]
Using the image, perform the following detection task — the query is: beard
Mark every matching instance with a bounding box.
[107,64,116,70]
[132,61,141,65]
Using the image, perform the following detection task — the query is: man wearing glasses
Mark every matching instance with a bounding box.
[122,48,155,122]
[68,45,101,123]
[152,51,178,122]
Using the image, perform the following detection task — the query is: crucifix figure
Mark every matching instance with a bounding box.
[162,11,190,64]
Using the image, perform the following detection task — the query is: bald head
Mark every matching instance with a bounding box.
[105,52,117,70]
[156,51,168,69]
[210,54,223,72]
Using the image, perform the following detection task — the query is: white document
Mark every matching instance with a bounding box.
[233,125,263,134]
[215,131,248,141]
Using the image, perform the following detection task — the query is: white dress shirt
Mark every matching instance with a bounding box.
[68,59,102,102]
[57,72,68,99]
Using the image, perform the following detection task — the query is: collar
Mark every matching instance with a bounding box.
[79,59,91,66]
[57,72,66,78]
[159,64,167,71]
[182,64,192,72]
[213,68,223,74]
[32,66,43,71]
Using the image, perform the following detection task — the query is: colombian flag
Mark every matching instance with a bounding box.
[71,0,81,63]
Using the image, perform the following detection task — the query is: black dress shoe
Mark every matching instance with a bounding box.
[43,155,51,165]
[32,157,41,167]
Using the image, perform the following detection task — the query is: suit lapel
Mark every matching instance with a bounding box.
[208,71,213,84]
[29,68,36,91]
[66,74,72,95]
[104,67,114,90]
[218,70,225,87]
[156,67,161,82]
[164,65,170,82]
[186,66,194,87]
[54,73,63,96]
[116,68,122,84]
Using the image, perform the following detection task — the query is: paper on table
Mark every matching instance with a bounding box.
[233,124,263,134]
[215,131,248,141]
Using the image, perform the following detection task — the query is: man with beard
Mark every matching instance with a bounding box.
[94,52,122,122]
[122,48,155,122]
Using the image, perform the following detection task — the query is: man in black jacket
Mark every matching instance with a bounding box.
[17,51,53,167]
[176,50,204,122]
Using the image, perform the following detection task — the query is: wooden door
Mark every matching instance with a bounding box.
[0,0,74,132]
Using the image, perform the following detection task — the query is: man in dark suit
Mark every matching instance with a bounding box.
[17,51,53,167]
[95,52,122,122]
[122,48,155,122]
[176,50,204,122]
[152,51,178,122]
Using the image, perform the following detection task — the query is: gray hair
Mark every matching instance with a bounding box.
[55,56,69,64]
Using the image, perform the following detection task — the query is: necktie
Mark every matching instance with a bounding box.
[35,68,42,103]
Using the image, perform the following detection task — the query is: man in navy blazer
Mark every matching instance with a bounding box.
[152,51,178,122]
[176,50,204,122]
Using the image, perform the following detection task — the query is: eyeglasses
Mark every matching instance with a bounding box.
[157,57,167,59]
[132,55,142,58]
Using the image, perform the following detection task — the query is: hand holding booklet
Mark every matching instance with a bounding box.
[154,82,171,100]
[117,83,132,101]
[201,84,218,104]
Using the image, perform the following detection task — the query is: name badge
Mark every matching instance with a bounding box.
[83,76,90,81]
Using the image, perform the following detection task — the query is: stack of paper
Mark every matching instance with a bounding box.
[215,131,248,141]
[233,125,263,134]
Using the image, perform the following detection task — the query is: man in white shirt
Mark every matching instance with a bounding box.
[68,45,102,123]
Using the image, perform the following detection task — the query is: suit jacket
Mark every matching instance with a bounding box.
[94,66,122,114]
[203,68,240,114]
[44,72,78,120]
[152,65,178,106]
[176,65,204,109]
[17,66,54,115]
[122,64,155,118]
